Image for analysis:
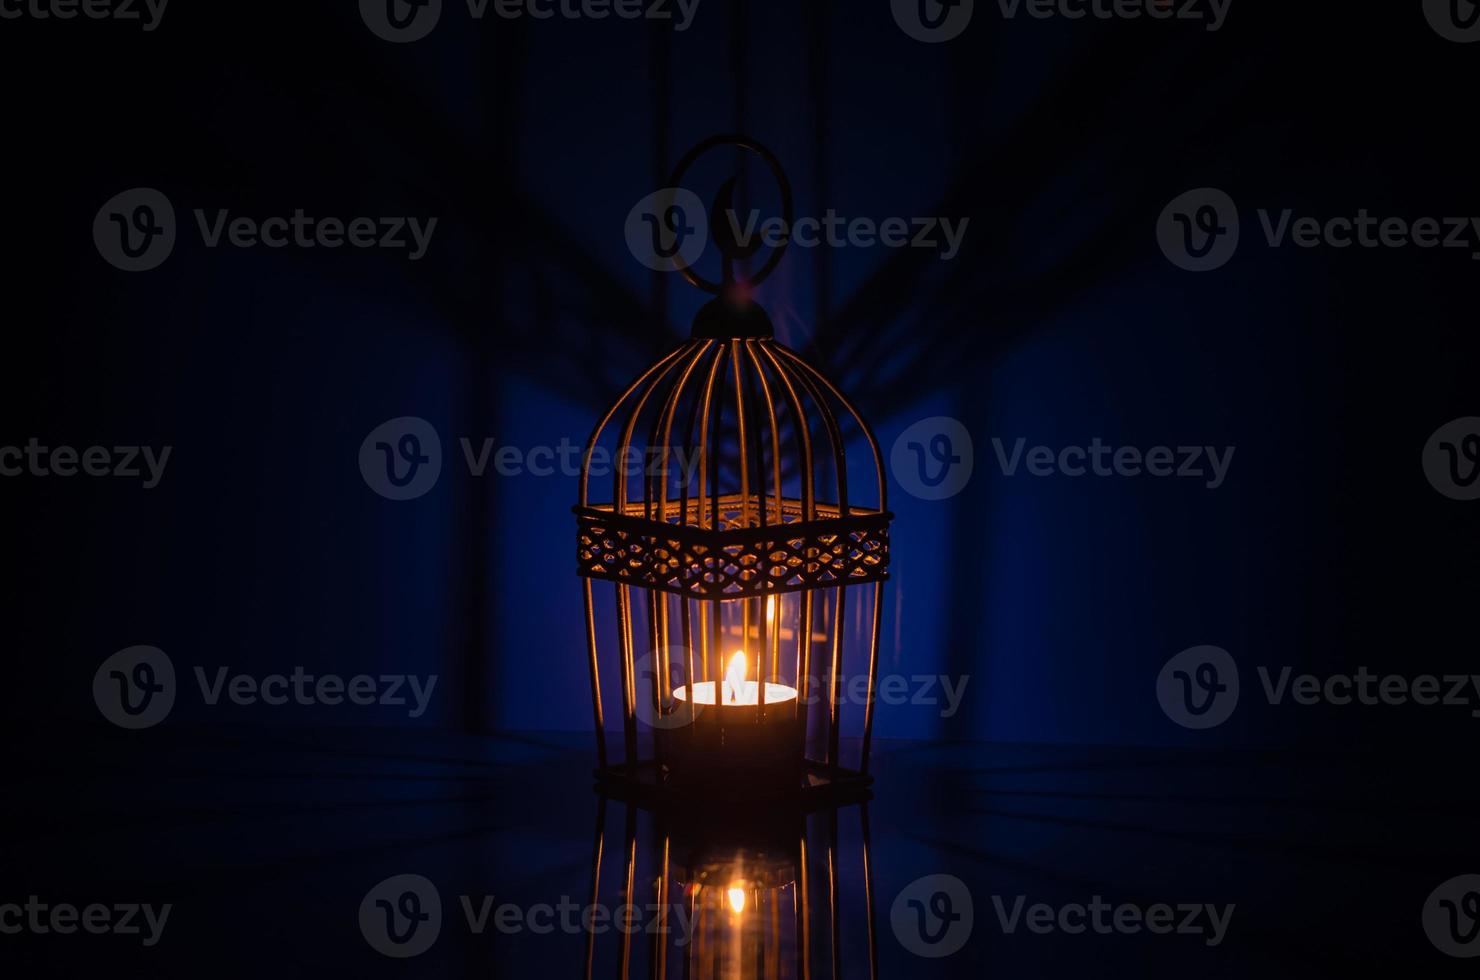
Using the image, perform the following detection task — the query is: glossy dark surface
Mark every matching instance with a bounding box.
[6,727,1474,977]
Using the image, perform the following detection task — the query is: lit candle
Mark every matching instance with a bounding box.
[672,651,798,709]
[662,649,803,792]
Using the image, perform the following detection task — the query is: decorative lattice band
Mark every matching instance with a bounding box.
[575,496,890,600]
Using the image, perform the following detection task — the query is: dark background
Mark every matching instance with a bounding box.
[2,1,1477,976]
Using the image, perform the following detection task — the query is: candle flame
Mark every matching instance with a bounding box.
[727,885,746,915]
[765,596,775,623]
[724,651,747,705]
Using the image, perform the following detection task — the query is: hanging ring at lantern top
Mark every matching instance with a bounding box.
[665,133,796,297]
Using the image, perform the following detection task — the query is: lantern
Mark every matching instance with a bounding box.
[575,135,892,804]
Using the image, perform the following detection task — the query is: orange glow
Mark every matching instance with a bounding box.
[727,885,746,915]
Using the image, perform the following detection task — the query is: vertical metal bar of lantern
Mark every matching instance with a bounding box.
[860,581,884,774]
[647,343,712,740]
[728,340,759,725]
[620,807,637,980]
[757,342,816,760]
[826,587,847,769]
[614,586,637,768]
[652,835,670,980]
[826,808,840,980]
[697,344,729,737]
[676,347,717,734]
[768,885,780,978]
[684,879,696,980]
[581,342,692,773]
[745,341,784,719]
[614,346,696,769]
[781,348,890,775]
[798,833,812,980]
[860,805,879,980]
[773,349,849,770]
[580,583,608,771]
[584,796,606,980]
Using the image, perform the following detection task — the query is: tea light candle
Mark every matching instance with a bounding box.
[661,651,802,794]
[672,651,798,710]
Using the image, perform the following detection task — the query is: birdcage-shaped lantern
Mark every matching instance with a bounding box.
[574,135,892,803]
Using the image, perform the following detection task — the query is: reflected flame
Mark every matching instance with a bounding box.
[727,885,746,915]
[765,596,775,623]
[724,651,747,705]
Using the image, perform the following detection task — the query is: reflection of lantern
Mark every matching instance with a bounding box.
[583,800,880,980]
[575,135,892,801]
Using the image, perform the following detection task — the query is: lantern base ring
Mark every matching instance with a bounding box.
[593,758,872,814]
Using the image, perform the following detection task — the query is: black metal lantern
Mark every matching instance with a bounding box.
[575,136,892,804]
